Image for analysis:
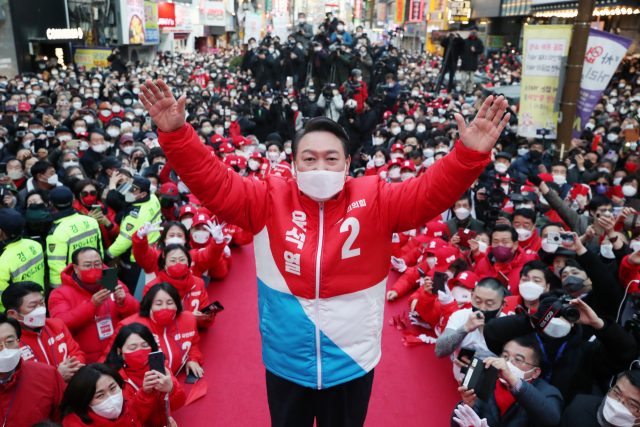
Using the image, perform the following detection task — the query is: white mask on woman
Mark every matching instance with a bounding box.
[90,391,124,420]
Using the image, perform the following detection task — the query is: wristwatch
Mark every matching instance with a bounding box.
[609,235,619,243]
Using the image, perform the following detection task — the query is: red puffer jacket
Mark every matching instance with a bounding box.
[62,399,147,427]
[106,312,203,375]
[473,247,539,297]
[0,359,66,427]
[408,286,471,336]
[49,264,140,363]
[120,368,186,427]
[158,123,490,389]
[143,270,213,328]
[19,317,86,366]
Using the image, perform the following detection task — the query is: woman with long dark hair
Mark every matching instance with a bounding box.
[104,323,186,427]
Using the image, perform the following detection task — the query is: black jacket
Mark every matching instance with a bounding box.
[484,315,637,405]
[107,53,127,75]
[79,148,105,177]
[358,108,378,146]
[561,394,603,427]
[460,36,485,71]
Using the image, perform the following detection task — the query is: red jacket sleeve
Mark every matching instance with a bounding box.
[439,301,460,328]
[159,159,174,184]
[400,246,423,267]
[113,283,140,319]
[158,124,269,234]
[231,226,254,246]
[378,141,490,234]
[195,282,212,329]
[132,233,161,274]
[412,287,442,327]
[49,367,67,422]
[185,314,204,365]
[132,388,157,425]
[620,255,640,293]
[390,266,421,297]
[49,289,99,333]
[191,240,225,274]
[60,321,87,364]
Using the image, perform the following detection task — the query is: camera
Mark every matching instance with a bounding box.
[547,232,574,246]
[322,84,336,99]
[556,294,580,323]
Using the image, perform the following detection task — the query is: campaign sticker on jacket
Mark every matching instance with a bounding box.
[96,315,114,340]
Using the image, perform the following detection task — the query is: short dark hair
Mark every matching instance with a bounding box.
[540,222,565,235]
[385,73,395,81]
[508,334,543,367]
[617,370,640,391]
[291,117,350,160]
[157,221,190,250]
[588,195,612,213]
[71,247,101,265]
[529,141,543,149]
[139,282,183,318]
[475,277,505,301]
[513,208,537,223]
[31,161,54,179]
[60,364,125,424]
[559,258,584,276]
[104,322,159,371]
[1,281,44,313]
[157,244,192,271]
[0,312,21,340]
[491,224,517,243]
[550,161,567,172]
[520,260,552,285]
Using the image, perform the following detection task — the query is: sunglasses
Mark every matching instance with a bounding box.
[81,190,98,197]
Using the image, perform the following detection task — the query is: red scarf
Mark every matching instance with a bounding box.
[494,380,517,416]
[518,229,541,252]
[120,367,146,390]
[155,269,195,295]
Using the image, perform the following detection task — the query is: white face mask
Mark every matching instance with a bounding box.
[454,207,470,221]
[47,175,59,186]
[7,170,23,180]
[623,185,637,197]
[90,390,124,420]
[541,238,558,254]
[552,174,567,185]
[495,163,508,173]
[80,141,90,151]
[0,348,21,373]
[543,317,571,338]
[124,192,137,203]
[372,137,384,146]
[107,129,120,138]
[423,148,434,158]
[295,167,346,202]
[391,127,401,135]
[404,124,414,132]
[417,125,426,133]
[451,287,472,304]
[396,115,405,123]
[267,152,279,162]
[73,102,82,110]
[505,361,535,381]
[516,228,532,241]
[122,146,134,155]
[374,157,386,167]
[192,230,210,244]
[150,185,157,194]
[603,395,639,427]
[390,153,404,160]
[614,177,623,186]
[477,241,488,253]
[600,244,615,259]
[388,168,401,179]
[518,281,545,301]
[517,147,529,157]
[284,148,292,155]
[92,144,106,153]
[630,240,640,252]
[84,116,95,125]
[181,218,193,230]
[166,237,186,246]
[134,108,144,116]
[248,160,261,171]
[401,172,414,181]
[215,127,224,135]
[112,106,121,113]
[21,306,46,328]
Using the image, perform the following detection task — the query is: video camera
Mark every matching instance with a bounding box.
[625,294,640,344]
[322,83,337,100]
[482,173,525,230]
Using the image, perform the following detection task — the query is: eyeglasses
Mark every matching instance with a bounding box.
[609,387,640,414]
[81,190,97,197]
[500,353,536,370]
[0,338,18,351]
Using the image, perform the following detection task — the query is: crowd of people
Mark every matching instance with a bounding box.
[0,9,639,427]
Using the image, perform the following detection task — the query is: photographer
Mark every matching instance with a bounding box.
[353,45,373,85]
[441,34,462,93]
[290,13,313,47]
[484,295,637,405]
[317,83,343,121]
[337,99,362,157]
[326,43,352,85]
[330,21,352,47]
[308,42,329,93]
[359,98,379,149]
[341,69,368,114]
[107,49,127,76]
[252,45,277,90]
[352,26,370,51]
[300,89,321,118]
[279,37,306,89]
[384,73,401,110]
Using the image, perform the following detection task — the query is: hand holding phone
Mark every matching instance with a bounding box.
[200,301,224,315]
[458,229,476,248]
[148,351,166,373]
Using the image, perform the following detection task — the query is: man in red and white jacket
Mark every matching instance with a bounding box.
[3,281,86,382]
[140,79,509,426]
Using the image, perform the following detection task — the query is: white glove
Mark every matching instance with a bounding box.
[409,312,432,329]
[137,221,164,239]
[417,334,437,344]
[367,157,375,169]
[453,404,488,427]
[438,286,455,305]
[390,256,407,273]
[224,246,231,258]
[203,220,224,244]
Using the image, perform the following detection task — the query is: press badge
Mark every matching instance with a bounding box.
[96,314,114,340]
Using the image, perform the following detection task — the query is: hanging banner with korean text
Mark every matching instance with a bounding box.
[572,29,632,139]
[395,0,405,23]
[409,0,424,21]
[243,12,262,43]
[144,2,159,44]
[518,25,572,139]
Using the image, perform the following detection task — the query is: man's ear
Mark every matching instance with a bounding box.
[531,367,542,380]
[345,155,351,175]
[6,309,18,320]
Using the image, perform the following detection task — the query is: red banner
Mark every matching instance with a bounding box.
[354,0,362,18]
[157,2,176,27]
[409,0,424,21]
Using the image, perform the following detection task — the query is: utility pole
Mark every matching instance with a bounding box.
[555,0,596,160]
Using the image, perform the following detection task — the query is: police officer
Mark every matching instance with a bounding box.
[46,187,103,288]
[105,176,161,292]
[0,209,45,309]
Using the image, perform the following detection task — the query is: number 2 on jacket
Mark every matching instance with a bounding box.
[340,218,360,259]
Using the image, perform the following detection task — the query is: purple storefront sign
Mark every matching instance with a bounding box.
[572,29,632,139]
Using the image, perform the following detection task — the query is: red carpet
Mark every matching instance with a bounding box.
[172,243,461,426]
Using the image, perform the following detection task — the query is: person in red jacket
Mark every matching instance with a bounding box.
[388,239,449,299]
[393,222,451,270]
[49,248,140,363]
[473,224,538,297]
[620,248,640,294]
[228,114,242,138]
[73,179,120,248]
[0,313,66,427]
[189,210,234,281]
[340,69,368,114]
[409,270,478,337]
[159,183,180,222]
[104,323,186,427]
[107,283,204,378]
[364,147,390,179]
[140,79,509,424]
[3,281,86,381]
[502,260,552,316]
[142,245,215,328]
[513,208,542,255]
[188,66,209,87]
[59,363,154,427]
[247,153,269,181]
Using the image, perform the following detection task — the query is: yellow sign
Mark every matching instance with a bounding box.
[517,25,572,139]
[73,47,113,69]
[395,0,405,23]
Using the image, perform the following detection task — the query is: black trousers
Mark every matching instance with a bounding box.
[266,369,374,427]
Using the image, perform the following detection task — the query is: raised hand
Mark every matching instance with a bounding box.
[454,95,510,153]
[139,79,187,133]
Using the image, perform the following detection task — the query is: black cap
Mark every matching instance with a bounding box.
[267,133,283,143]
[101,156,123,169]
[131,176,151,193]
[0,209,25,237]
[28,118,43,126]
[495,152,512,161]
[542,247,576,265]
[55,126,72,135]
[50,186,74,209]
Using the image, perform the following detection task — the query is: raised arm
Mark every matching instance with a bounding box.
[140,80,269,233]
[379,96,509,233]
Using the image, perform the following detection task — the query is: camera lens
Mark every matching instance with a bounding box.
[560,305,580,324]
